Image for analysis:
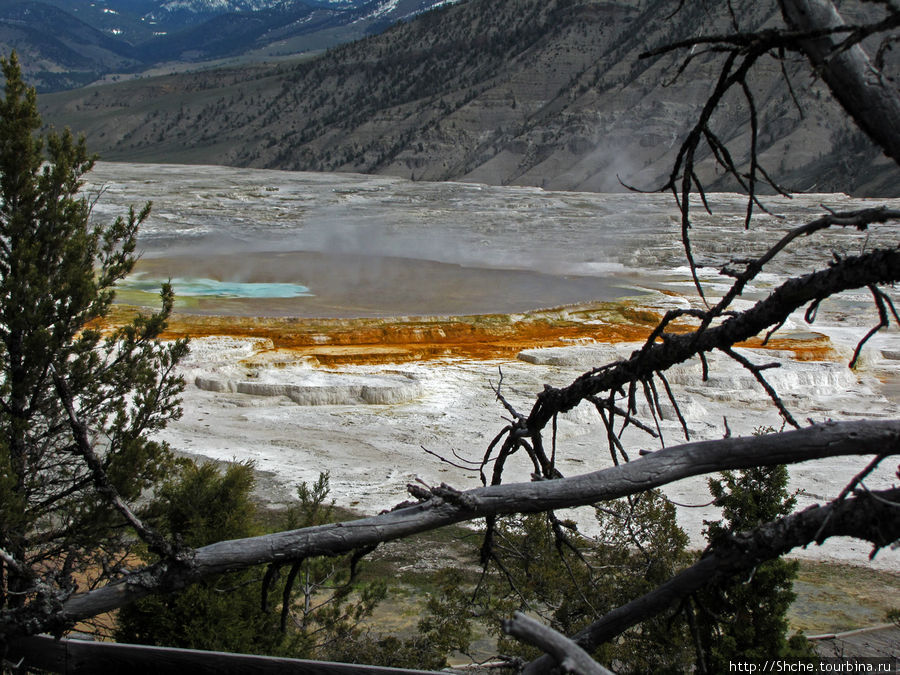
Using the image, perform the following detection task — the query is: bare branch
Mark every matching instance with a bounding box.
[718,346,800,428]
[780,0,900,165]
[36,419,900,631]
[714,208,900,330]
[524,485,900,673]
[50,365,176,560]
[657,370,690,440]
[850,285,898,368]
[503,611,614,675]
[525,247,900,438]
[421,445,483,472]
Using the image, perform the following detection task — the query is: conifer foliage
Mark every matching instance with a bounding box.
[0,51,187,642]
[696,463,811,671]
[115,462,291,655]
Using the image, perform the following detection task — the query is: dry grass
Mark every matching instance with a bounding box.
[790,560,900,635]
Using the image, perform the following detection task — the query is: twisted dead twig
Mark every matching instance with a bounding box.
[718,346,799,428]
[850,284,900,368]
[421,445,486,472]
[657,370,690,440]
[642,26,877,59]
[260,563,281,613]
[480,426,514,486]
[589,393,658,439]
[490,367,526,424]
[837,455,892,504]
[280,560,302,632]
[592,396,630,466]
[811,453,892,543]
[485,368,554,484]
[642,377,666,448]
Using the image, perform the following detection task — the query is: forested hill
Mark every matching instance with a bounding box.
[40,0,900,196]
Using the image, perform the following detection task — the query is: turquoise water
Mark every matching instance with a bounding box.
[124,276,313,299]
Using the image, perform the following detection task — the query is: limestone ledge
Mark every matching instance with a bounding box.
[194,372,423,406]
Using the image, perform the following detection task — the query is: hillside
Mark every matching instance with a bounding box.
[2,0,450,91]
[0,0,142,90]
[39,0,900,195]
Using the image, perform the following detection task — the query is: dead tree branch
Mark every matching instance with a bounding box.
[503,611,614,675]
[523,485,900,674]
[638,0,900,297]
[51,366,176,560]
[523,246,900,453]
[779,0,900,165]
[11,419,891,635]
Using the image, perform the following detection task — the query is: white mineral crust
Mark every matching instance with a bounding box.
[85,163,900,570]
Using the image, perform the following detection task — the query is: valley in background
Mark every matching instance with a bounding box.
[37,0,900,196]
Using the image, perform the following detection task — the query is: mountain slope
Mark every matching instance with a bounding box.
[39,0,900,195]
[4,0,454,90]
[0,1,142,89]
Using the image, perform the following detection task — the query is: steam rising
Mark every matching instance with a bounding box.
[87,162,900,317]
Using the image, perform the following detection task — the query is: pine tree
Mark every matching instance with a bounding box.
[0,52,187,640]
[694,460,812,671]
[115,462,293,655]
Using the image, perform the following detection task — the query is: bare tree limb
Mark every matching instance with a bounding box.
[850,285,899,368]
[712,208,900,331]
[523,485,900,674]
[50,365,176,560]
[718,346,799,428]
[525,247,900,437]
[17,419,894,634]
[503,611,614,675]
[779,0,900,165]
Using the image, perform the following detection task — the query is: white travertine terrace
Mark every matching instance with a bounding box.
[85,163,900,569]
[193,370,423,406]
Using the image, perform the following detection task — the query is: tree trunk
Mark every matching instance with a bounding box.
[779,0,900,165]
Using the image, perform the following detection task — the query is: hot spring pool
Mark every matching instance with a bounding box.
[123,275,314,299]
[117,249,631,318]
